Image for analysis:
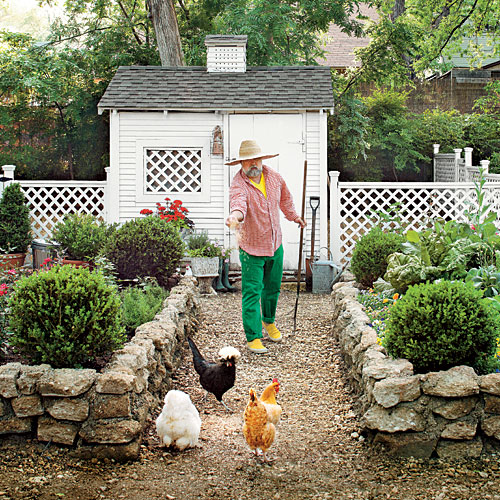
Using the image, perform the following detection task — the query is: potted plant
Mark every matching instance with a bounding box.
[186,232,222,277]
[0,183,32,271]
[52,213,114,267]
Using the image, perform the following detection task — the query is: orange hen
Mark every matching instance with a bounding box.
[243,388,276,462]
[259,378,282,425]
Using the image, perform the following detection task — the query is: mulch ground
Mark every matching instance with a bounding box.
[1,285,500,500]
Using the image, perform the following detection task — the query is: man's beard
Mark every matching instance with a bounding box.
[245,166,262,177]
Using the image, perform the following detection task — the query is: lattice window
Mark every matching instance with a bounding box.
[19,183,106,240]
[145,149,202,194]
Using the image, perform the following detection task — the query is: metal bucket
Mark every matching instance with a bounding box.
[311,259,342,294]
[31,239,59,269]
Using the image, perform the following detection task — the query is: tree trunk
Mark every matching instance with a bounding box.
[147,0,184,66]
[390,0,405,21]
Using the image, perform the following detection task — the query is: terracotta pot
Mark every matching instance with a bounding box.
[0,253,26,271]
[61,258,91,269]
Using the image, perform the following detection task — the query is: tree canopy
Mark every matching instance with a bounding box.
[0,0,498,179]
[344,0,500,91]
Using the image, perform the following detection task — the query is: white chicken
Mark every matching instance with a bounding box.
[155,390,201,451]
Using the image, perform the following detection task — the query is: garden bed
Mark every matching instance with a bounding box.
[332,281,500,459]
[0,277,199,462]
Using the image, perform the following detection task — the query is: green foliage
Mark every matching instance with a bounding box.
[384,280,500,374]
[350,227,404,288]
[341,89,428,181]
[213,0,365,66]
[465,266,500,298]
[0,267,34,357]
[8,264,125,368]
[383,220,493,292]
[121,281,168,332]
[464,113,500,172]
[370,202,407,235]
[186,231,222,258]
[411,109,465,156]
[52,213,115,261]
[0,183,32,254]
[333,87,499,182]
[342,0,500,91]
[104,216,184,287]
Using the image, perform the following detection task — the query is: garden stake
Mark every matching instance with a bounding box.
[293,160,308,335]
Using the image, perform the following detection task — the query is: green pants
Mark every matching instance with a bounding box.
[239,245,283,342]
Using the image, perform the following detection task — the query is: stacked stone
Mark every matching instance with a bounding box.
[332,281,500,459]
[0,277,199,461]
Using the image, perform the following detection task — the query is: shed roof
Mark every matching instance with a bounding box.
[97,66,334,112]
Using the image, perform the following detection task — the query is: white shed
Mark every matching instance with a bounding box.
[97,35,334,270]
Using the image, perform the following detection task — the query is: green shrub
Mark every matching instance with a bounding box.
[52,213,114,261]
[186,231,222,258]
[350,227,404,288]
[103,216,184,287]
[384,280,499,374]
[0,183,32,254]
[121,281,168,333]
[8,265,125,368]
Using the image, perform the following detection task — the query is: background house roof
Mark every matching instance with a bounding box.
[97,66,334,112]
[316,5,378,69]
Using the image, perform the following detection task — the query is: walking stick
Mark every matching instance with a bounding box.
[293,160,308,334]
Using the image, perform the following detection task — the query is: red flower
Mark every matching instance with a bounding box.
[140,209,153,215]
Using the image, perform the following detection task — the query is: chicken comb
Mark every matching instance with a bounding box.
[272,377,278,383]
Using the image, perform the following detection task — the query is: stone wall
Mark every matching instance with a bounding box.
[0,277,199,461]
[332,281,500,459]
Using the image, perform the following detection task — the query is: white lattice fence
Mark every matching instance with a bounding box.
[434,154,458,182]
[329,177,500,264]
[19,181,107,239]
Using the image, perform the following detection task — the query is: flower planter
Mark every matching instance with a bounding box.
[0,253,26,271]
[189,256,219,277]
[62,258,91,269]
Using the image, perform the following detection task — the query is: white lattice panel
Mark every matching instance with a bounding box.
[334,182,500,264]
[434,155,458,182]
[145,149,202,194]
[19,182,106,240]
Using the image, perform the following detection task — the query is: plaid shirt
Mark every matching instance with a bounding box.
[229,165,301,256]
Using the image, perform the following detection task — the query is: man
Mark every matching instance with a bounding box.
[225,139,306,353]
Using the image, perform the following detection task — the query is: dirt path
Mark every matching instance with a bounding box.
[1,289,500,500]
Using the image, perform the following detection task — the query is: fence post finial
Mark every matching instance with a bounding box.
[433,144,440,155]
[480,160,490,175]
[464,147,473,167]
[1,165,16,198]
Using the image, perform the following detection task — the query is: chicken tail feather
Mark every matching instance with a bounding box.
[187,336,209,373]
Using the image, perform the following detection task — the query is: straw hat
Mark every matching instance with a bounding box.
[225,139,279,166]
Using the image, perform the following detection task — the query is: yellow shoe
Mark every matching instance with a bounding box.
[262,322,282,342]
[247,338,268,353]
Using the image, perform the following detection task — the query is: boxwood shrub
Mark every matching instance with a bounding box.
[350,227,405,288]
[103,217,184,287]
[8,265,125,368]
[384,280,500,374]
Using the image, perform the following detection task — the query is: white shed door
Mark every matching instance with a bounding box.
[228,114,305,270]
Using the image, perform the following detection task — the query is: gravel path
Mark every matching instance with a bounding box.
[1,287,500,499]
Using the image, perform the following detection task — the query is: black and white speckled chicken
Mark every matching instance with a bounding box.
[187,336,241,411]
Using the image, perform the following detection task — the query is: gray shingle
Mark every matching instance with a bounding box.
[97,66,334,111]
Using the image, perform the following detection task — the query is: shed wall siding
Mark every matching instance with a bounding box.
[305,111,324,259]
[118,111,225,243]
